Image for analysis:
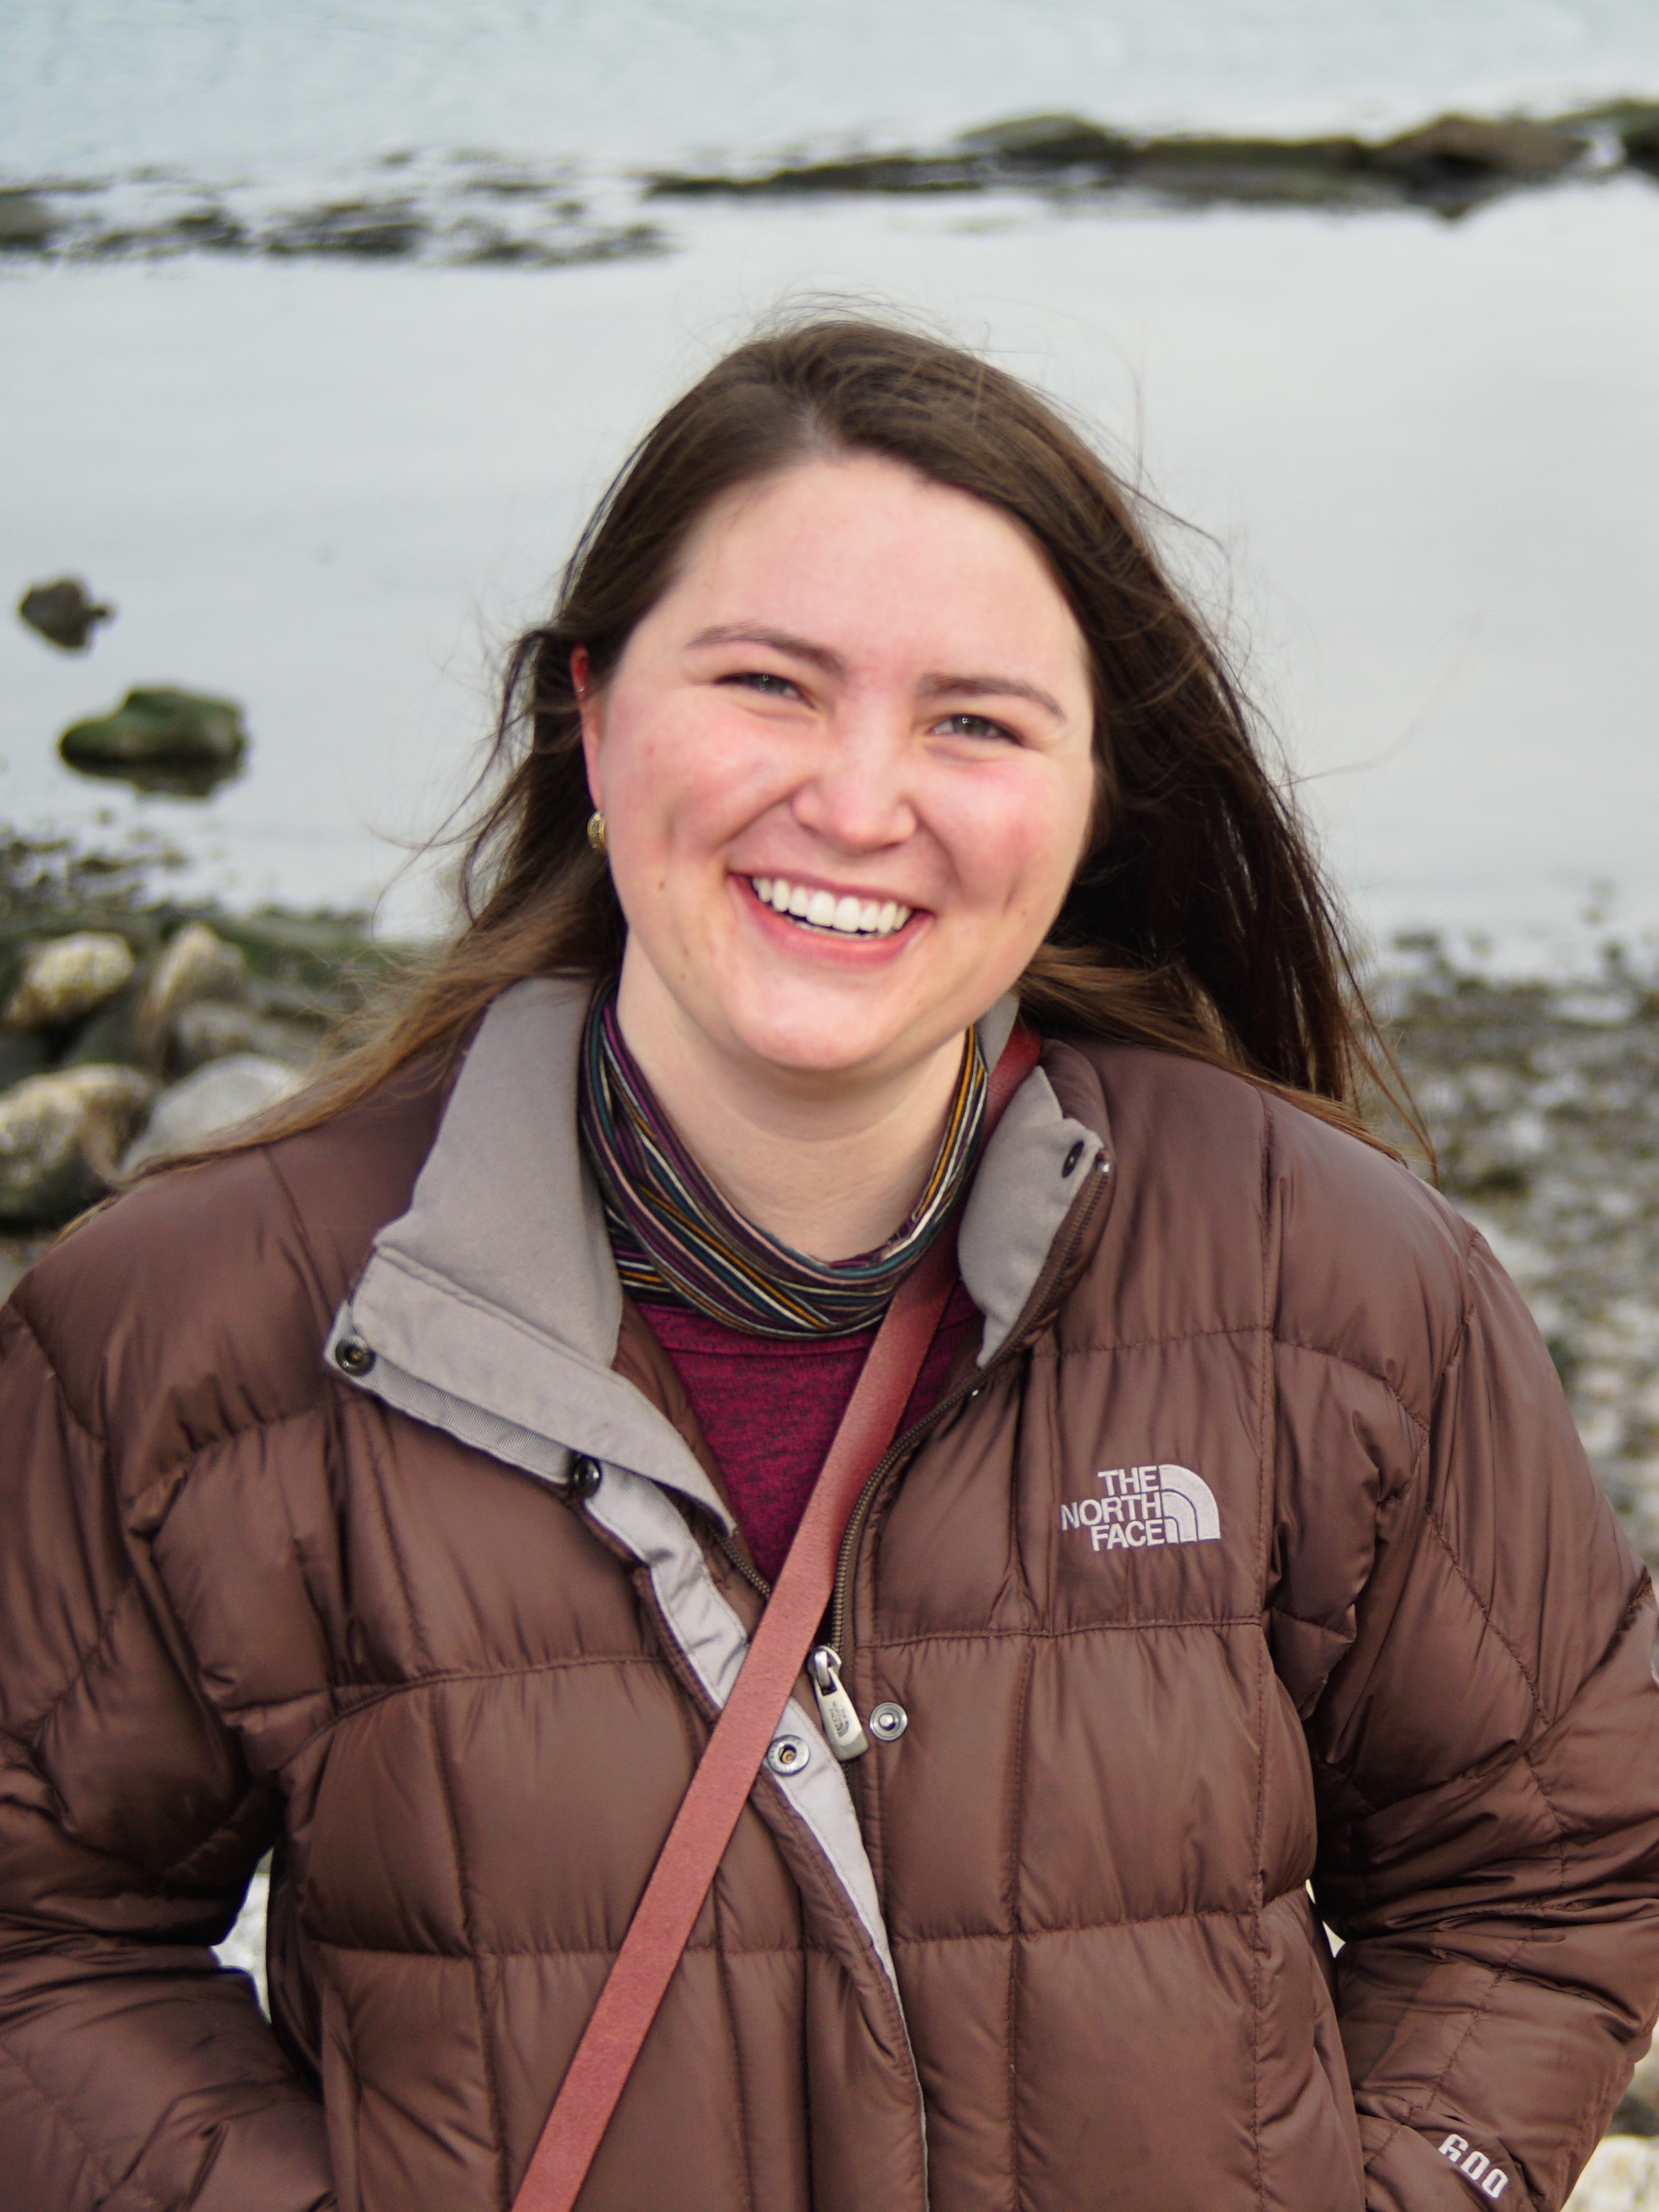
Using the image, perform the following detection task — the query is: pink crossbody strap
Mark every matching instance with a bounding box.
[510,1024,1041,2212]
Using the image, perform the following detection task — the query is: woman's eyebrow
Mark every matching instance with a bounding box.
[686,623,846,677]
[920,672,1065,720]
[687,626,1065,720]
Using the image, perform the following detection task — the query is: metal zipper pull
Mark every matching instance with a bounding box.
[809,1646,869,1762]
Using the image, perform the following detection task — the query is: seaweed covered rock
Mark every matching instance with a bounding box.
[59,688,248,797]
[0,1065,156,1223]
[4,932,135,1032]
[17,578,115,652]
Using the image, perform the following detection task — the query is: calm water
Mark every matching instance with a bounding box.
[3,2,1657,960]
[8,0,1659,172]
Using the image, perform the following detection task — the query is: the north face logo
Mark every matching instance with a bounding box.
[1059,1465,1221,1551]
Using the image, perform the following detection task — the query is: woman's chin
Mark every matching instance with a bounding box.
[716,996,938,1086]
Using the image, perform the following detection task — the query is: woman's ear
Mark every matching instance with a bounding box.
[572,645,603,808]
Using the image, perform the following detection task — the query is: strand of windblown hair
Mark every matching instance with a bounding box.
[578,981,986,1338]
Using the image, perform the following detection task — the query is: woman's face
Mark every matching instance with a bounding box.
[580,452,1097,1090]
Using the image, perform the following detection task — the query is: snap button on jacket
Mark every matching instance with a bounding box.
[1,978,1657,2212]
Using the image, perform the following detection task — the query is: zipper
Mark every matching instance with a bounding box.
[710,1149,1111,1755]
[808,1646,870,1759]
[824,1152,1112,1675]
[719,1529,771,1601]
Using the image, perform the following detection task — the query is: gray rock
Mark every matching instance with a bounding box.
[1372,113,1587,186]
[138,921,249,1061]
[0,190,58,253]
[4,932,135,1032]
[58,686,247,798]
[121,1055,303,1173]
[17,577,115,652]
[0,1065,156,1223]
[172,999,318,1072]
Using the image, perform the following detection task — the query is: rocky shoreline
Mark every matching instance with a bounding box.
[648,99,1659,215]
[0,156,667,271]
[0,850,400,1295]
[3,98,1657,271]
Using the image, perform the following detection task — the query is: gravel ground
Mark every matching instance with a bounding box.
[1384,950,1659,1571]
[1571,2138,1659,2211]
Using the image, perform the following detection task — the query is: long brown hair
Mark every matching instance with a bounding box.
[201,314,1413,1152]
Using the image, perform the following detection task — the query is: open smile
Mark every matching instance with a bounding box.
[747,874,915,940]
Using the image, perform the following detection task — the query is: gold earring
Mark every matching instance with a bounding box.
[587,810,607,855]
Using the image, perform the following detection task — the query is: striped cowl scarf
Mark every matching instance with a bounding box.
[577,982,987,1338]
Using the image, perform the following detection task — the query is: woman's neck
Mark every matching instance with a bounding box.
[612,983,968,1263]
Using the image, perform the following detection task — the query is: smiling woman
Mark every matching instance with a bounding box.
[576,453,1096,1259]
[1,317,1657,2212]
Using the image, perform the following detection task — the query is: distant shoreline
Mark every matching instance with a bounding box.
[4,98,1657,273]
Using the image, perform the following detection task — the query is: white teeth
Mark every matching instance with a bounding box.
[749,877,914,938]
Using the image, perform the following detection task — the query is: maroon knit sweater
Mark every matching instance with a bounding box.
[637,1280,982,1581]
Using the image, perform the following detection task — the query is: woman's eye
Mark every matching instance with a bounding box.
[935,712,1016,743]
[720,670,800,699]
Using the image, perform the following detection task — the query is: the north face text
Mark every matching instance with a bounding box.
[1059,1464,1221,1550]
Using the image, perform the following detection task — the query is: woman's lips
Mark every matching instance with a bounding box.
[734,872,925,953]
[748,872,913,939]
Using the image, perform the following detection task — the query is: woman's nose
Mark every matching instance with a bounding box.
[788,716,918,853]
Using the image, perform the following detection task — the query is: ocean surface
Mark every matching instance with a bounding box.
[9,0,1659,171]
[4,1,1658,961]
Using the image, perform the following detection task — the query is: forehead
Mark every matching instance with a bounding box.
[659,453,1088,675]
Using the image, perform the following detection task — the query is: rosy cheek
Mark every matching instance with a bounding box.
[957,774,1067,871]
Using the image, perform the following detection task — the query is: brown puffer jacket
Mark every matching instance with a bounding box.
[1,978,1657,2212]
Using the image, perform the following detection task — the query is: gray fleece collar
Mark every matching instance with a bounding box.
[332,975,1105,1511]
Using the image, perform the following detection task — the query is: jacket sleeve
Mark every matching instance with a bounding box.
[1301,1228,1659,2212]
[0,1302,334,2212]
